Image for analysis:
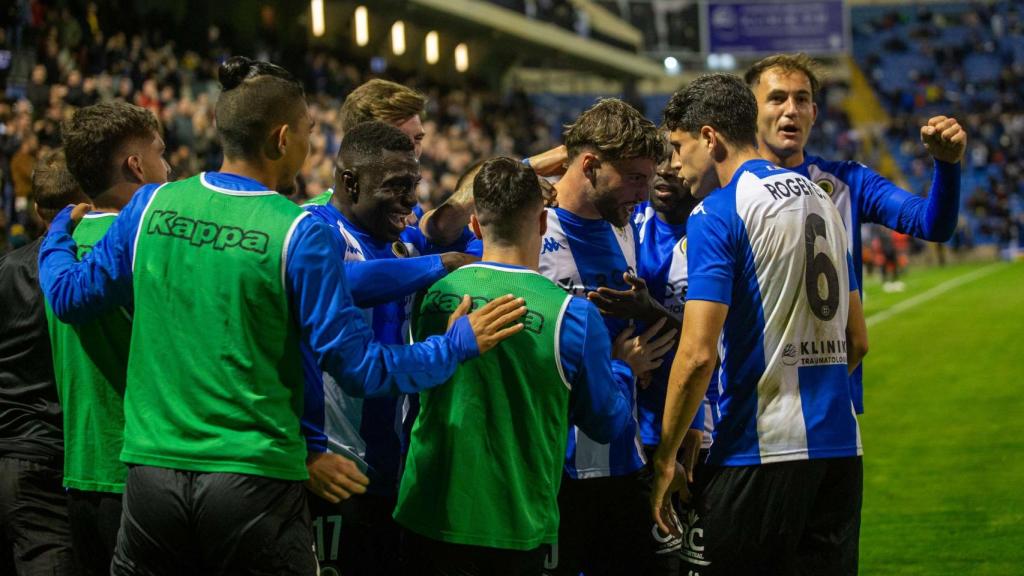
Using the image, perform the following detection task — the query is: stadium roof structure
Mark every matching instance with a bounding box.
[404,0,668,80]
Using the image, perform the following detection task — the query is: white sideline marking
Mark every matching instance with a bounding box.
[866,263,1005,328]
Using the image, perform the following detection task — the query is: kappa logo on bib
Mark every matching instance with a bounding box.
[147,210,270,254]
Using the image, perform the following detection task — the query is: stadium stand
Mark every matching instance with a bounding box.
[1,1,1020,256]
[0,3,555,250]
[852,1,1023,249]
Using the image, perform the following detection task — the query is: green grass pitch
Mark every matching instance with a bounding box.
[858,260,1024,574]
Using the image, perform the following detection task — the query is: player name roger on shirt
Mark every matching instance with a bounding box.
[782,338,848,367]
[764,176,829,202]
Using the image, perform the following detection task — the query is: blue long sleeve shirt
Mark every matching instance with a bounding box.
[39,172,480,402]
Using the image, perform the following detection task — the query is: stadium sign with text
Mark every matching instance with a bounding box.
[704,0,849,55]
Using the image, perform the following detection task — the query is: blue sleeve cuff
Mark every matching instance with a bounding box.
[445,315,479,362]
[685,274,732,306]
[934,158,961,176]
[428,254,447,282]
[305,436,328,454]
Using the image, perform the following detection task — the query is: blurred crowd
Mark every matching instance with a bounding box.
[854,0,1024,249]
[0,2,555,252]
[3,1,1020,254]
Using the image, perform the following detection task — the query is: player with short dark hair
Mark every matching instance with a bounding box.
[38,56,525,576]
[301,120,480,575]
[48,101,168,576]
[0,149,87,576]
[395,156,641,576]
[62,101,168,199]
[652,73,869,575]
[744,52,966,414]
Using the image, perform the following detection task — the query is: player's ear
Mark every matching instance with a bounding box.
[538,207,548,236]
[469,213,483,240]
[700,126,716,152]
[125,153,144,183]
[582,153,599,183]
[266,124,287,160]
[811,101,819,126]
[342,170,359,203]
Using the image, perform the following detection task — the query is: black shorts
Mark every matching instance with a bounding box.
[694,456,862,576]
[0,457,78,576]
[67,489,123,576]
[111,465,317,576]
[307,489,400,576]
[402,529,545,576]
[543,468,679,576]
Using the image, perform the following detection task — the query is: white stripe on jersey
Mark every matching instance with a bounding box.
[737,167,861,463]
[540,208,646,479]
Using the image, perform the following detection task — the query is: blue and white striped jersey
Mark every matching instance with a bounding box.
[686,159,861,466]
[634,203,694,447]
[792,154,960,414]
[539,207,646,479]
[302,201,475,496]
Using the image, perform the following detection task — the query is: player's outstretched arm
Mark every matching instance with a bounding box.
[344,255,452,308]
[861,116,966,242]
[525,144,568,178]
[846,289,868,375]
[418,178,476,247]
[290,220,526,398]
[651,299,728,536]
[40,185,159,323]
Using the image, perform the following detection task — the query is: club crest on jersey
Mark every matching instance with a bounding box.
[816,179,835,197]
[391,241,410,258]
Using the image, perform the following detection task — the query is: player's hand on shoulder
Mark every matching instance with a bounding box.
[51,203,93,233]
[612,317,678,377]
[921,115,967,164]
[440,252,479,273]
[305,451,369,504]
[449,294,527,354]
